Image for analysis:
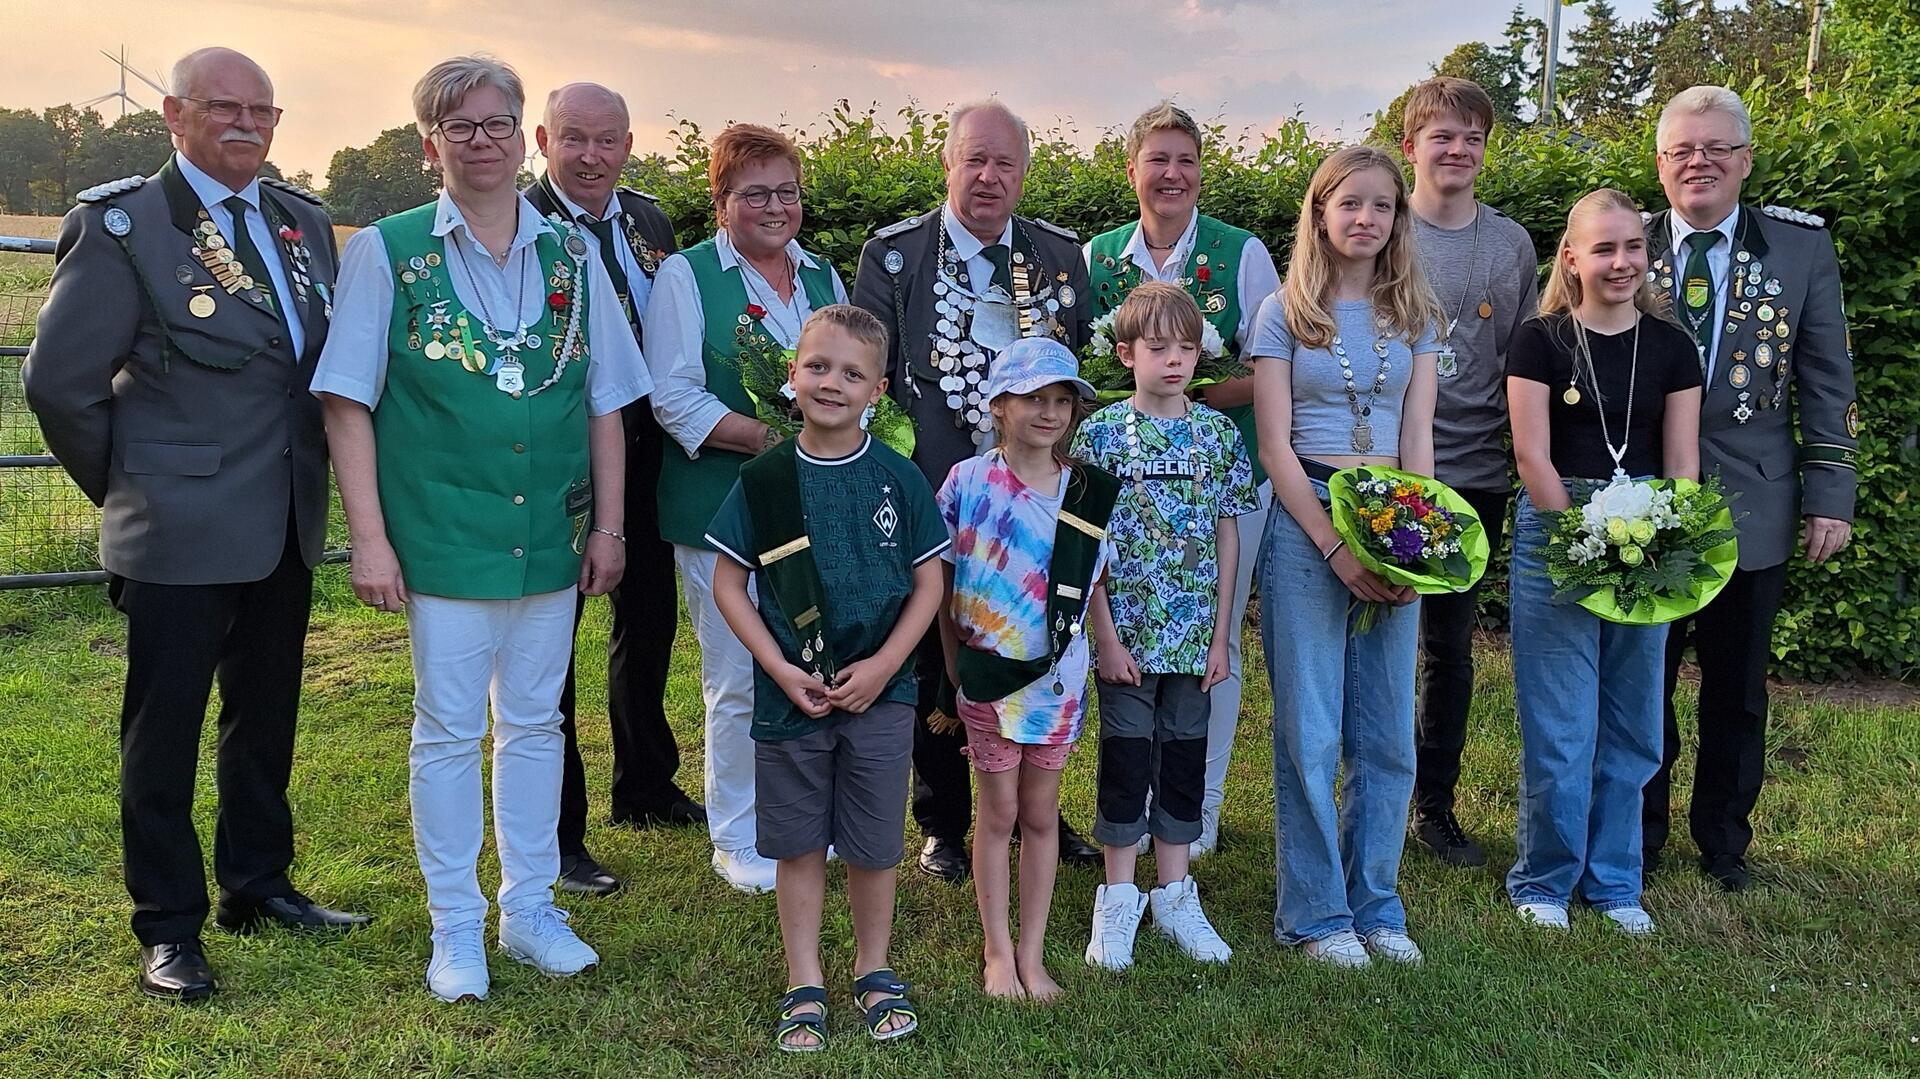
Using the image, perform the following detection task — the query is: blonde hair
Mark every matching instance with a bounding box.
[412,55,523,137]
[1125,101,1203,161]
[1113,281,1204,347]
[799,304,889,378]
[1281,145,1443,350]
[1537,189,1668,319]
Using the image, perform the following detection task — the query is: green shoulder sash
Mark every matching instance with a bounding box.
[737,438,838,683]
[956,463,1121,702]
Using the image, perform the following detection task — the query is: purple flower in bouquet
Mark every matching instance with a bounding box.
[1387,527,1425,564]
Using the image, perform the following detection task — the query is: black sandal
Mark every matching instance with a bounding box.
[852,968,919,1042]
[775,984,828,1053]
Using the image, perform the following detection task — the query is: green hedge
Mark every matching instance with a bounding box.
[625,90,1920,681]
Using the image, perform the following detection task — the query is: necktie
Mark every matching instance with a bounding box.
[982,243,1014,296]
[580,215,634,327]
[222,196,278,316]
[1680,230,1719,354]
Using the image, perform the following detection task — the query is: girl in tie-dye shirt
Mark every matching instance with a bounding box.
[934,338,1108,1002]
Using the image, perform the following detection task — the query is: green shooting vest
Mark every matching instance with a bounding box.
[657,237,838,548]
[370,201,593,599]
[1088,214,1265,484]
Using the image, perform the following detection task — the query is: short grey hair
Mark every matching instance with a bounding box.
[169,46,272,100]
[1656,85,1753,148]
[412,54,524,137]
[944,99,1031,170]
[543,82,630,134]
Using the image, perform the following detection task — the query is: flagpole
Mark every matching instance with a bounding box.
[1541,0,1563,126]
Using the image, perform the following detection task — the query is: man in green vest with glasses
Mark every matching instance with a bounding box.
[312,55,652,1004]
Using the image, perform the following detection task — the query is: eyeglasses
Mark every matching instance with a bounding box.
[1659,142,1748,164]
[181,97,283,128]
[433,114,521,143]
[726,184,802,209]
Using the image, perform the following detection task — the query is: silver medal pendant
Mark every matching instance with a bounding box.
[1435,344,1459,380]
[496,360,525,395]
[969,299,1019,352]
[1351,419,1374,454]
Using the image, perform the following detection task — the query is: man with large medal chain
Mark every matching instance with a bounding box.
[24,46,368,1003]
[853,99,1097,883]
[312,56,651,1004]
[525,82,703,900]
[1641,87,1859,893]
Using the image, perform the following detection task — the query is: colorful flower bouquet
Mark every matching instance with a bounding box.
[1329,466,1490,631]
[729,319,916,458]
[1078,312,1247,402]
[1541,475,1739,625]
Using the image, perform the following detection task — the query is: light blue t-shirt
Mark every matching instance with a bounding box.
[1247,295,1439,461]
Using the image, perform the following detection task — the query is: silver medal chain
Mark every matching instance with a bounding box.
[1571,312,1641,481]
[449,238,532,353]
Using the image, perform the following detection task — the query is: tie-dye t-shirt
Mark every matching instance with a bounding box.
[938,452,1110,745]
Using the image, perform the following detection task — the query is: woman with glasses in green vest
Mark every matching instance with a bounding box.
[643,123,849,895]
[1083,102,1281,857]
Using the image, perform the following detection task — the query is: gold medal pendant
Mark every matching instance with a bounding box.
[1563,385,1582,405]
[424,339,447,361]
[1478,300,1494,319]
[188,289,216,319]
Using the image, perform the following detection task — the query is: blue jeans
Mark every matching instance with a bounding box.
[1259,479,1420,943]
[1506,488,1666,911]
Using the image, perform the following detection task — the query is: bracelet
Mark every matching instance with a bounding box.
[1321,540,1345,563]
[591,526,627,543]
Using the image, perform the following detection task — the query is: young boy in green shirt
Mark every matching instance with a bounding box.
[707,304,948,1052]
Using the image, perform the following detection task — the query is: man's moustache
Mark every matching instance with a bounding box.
[220,131,266,146]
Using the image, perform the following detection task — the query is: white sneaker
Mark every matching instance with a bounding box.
[1603,906,1657,936]
[1361,927,1424,965]
[712,846,778,894]
[1301,929,1371,968]
[1191,806,1221,858]
[499,904,599,976]
[425,921,489,1002]
[1150,876,1232,962]
[1084,882,1148,971]
[1516,901,1571,930]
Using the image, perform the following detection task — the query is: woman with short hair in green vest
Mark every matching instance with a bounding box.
[313,56,652,1004]
[642,123,848,895]
[1083,101,1281,857]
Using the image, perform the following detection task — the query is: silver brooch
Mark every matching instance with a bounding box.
[884,249,904,274]
[103,207,132,237]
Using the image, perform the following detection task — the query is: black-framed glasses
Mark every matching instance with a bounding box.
[1660,142,1748,164]
[433,114,520,143]
[180,97,283,128]
[726,183,802,209]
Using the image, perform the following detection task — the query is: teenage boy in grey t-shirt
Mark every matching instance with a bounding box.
[1400,76,1539,868]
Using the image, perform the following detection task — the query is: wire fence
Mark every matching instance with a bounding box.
[1,234,349,588]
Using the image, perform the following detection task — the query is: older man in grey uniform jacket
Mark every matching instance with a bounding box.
[23,46,367,1002]
[1639,86,1859,892]
[852,99,1096,882]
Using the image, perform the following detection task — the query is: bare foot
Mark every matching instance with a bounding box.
[982,952,1026,999]
[1016,955,1062,1002]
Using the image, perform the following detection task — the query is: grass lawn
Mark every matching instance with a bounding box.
[0,574,1916,1077]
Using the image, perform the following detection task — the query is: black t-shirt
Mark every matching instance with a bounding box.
[1506,312,1702,480]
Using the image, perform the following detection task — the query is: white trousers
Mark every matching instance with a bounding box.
[674,545,759,853]
[406,587,576,931]
[1203,481,1271,817]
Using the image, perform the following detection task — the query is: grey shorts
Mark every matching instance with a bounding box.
[754,699,913,870]
[1093,672,1211,846]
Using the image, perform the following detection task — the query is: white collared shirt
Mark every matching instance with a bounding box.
[941,203,1015,297]
[545,180,653,321]
[174,151,304,358]
[642,229,847,459]
[1669,205,1739,378]
[1079,208,1281,350]
[310,189,650,416]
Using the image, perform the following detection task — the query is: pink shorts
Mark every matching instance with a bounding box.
[957,694,1074,773]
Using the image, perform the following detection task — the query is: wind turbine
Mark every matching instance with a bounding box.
[79,46,168,118]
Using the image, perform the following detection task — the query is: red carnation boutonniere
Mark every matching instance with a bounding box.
[548,290,568,310]
[278,225,302,244]
[745,303,768,320]
[1196,264,1211,283]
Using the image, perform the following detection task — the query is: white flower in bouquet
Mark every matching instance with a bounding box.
[1200,320,1226,359]
[1089,312,1117,358]
[1581,478,1656,537]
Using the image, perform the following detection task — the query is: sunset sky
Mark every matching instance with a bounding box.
[4,0,1659,178]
